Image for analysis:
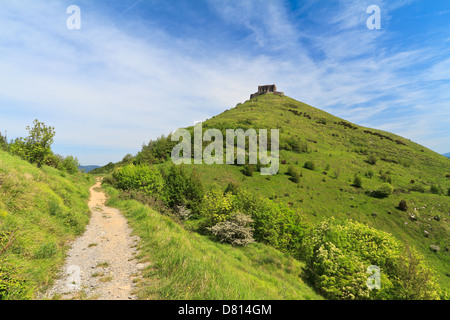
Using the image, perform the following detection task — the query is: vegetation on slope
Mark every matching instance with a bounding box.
[0,150,93,299]
[104,184,322,300]
[98,93,449,299]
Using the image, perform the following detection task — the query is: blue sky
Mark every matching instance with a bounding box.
[0,0,449,166]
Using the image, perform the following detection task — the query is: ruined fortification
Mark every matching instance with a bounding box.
[250,84,284,100]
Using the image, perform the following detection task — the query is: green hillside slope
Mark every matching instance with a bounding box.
[0,150,93,299]
[97,93,449,299]
[174,94,450,290]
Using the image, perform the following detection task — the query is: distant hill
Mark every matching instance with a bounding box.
[78,165,101,173]
[443,153,450,158]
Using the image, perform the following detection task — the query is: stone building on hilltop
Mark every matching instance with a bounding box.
[250,84,284,100]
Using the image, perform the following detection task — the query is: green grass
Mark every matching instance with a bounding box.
[104,184,322,300]
[0,150,93,299]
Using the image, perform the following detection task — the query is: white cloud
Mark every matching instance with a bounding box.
[0,0,448,165]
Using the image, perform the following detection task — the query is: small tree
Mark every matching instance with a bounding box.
[10,120,56,168]
[61,155,80,174]
[398,200,408,211]
[353,175,363,188]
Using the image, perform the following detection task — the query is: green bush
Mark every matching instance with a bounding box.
[430,184,441,195]
[235,191,306,253]
[112,164,164,196]
[303,161,315,171]
[287,165,300,183]
[409,183,427,193]
[353,175,363,188]
[370,183,394,198]
[300,218,441,300]
[161,165,204,214]
[60,155,80,174]
[398,200,408,211]
[9,120,55,168]
[200,187,235,226]
[224,181,240,195]
[367,154,377,165]
[242,164,255,177]
[447,187,450,197]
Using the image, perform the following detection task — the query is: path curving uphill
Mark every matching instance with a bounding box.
[43,178,147,300]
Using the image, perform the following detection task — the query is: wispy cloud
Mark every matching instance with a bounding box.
[0,0,449,165]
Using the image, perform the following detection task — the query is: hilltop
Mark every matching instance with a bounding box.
[96,93,450,298]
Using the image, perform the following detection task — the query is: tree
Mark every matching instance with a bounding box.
[353,175,363,188]
[61,155,80,174]
[398,200,408,211]
[10,120,56,168]
[0,131,7,150]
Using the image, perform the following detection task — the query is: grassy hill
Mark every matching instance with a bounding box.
[186,94,450,288]
[0,150,93,299]
[99,93,449,298]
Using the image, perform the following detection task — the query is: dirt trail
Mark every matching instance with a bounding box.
[43,178,147,300]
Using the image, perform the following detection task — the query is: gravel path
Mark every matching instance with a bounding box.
[42,179,147,300]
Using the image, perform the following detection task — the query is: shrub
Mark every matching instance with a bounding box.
[112,164,164,196]
[367,154,377,165]
[9,120,56,168]
[447,187,450,197]
[161,165,204,214]
[398,200,408,212]
[366,169,374,179]
[369,183,394,198]
[287,165,300,183]
[303,161,315,171]
[353,175,363,188]
[207,212,255,246]
[224,181,240,195]
[174,205,192,221]
[300,218,441,300]
[200,188,235,226]
[235,191,306,253]
[430,184,440,195]
[60,155,80,174]
[242,164,255,177]
[410,184,427,193]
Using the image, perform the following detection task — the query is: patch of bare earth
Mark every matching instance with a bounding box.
[42,178,148,300]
